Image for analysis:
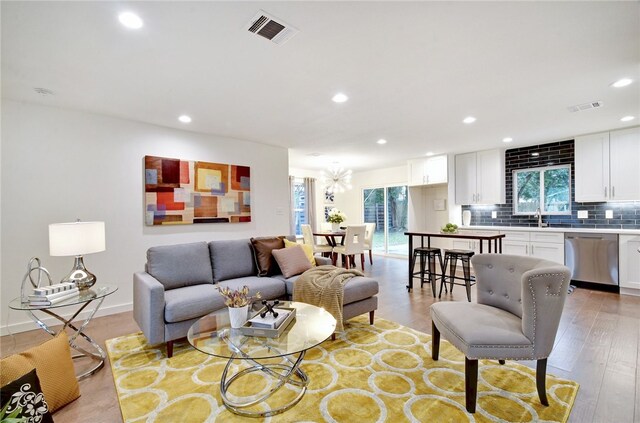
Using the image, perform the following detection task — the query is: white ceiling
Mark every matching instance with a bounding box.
[2,1,639,171]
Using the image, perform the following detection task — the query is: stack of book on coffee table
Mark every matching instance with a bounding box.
[28,282,79,306]
[240,306,296,338]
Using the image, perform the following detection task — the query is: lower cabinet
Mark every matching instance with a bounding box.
[501,230,564,264]
[620,235,640,292]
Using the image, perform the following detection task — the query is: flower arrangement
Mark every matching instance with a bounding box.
[327,208,347,224]
[218,285,261,308]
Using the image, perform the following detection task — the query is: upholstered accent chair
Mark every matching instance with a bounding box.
[363,222,376,264]
[333,225,367,270]
[430,254,571,413]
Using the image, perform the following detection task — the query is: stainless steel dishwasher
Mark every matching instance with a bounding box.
[564,233,619,286]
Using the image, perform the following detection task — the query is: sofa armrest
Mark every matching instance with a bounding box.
[133,271,166,345]
[314,256,332,266]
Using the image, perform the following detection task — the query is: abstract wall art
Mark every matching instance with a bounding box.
[144,155,251,225]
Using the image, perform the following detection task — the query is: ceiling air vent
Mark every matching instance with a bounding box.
[246,10,298,45]
[567,100,603,113]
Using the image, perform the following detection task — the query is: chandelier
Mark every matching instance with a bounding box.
[321,164,353,194]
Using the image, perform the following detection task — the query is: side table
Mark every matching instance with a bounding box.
[9,285,118,379]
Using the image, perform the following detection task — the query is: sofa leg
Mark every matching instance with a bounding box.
[167,341,174,358]
[369,310,375,325]
[465,357,478,413]
[537,358,549,406]
[431,321,440,360]
[499,359,506,365]
[331,333,336,341]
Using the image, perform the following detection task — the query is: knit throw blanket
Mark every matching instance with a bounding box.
[293,265,364,332]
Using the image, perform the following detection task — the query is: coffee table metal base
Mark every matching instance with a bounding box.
[220,350,308,417]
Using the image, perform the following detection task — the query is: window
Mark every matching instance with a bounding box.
[513,165,571,215]
[292,180,307,235]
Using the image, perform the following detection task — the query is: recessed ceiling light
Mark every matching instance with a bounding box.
[377,139,387,145]
[620,115,635,122]
[611,78,633,88]
[425,152,434,156]
[531,152,540,157]
[118,12,143,29]
[502,137,513,143]
[463,116,476,124]
[332,93,348,103]
[178,115,192,123]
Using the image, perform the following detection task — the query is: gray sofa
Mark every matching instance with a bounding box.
[133,238,379,357]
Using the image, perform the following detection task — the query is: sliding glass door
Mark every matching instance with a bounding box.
[363,185,408,256]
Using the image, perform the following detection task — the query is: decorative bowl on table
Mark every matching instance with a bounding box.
[440,223,459,234]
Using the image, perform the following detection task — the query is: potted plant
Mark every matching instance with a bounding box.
[218,285,261,328]
[327,208,347,231]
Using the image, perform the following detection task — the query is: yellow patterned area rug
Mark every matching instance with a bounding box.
[106,316,578,422]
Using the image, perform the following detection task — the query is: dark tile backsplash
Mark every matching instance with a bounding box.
[462,140,640,229]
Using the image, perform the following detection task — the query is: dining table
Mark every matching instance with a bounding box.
[404,231,506,292]
[312,230,346,247]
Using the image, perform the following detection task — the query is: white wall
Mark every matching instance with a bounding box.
[1,100,290,335]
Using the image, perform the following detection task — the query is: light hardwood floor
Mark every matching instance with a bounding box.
[2,255,638,422]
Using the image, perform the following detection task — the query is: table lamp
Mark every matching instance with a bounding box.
[49,221,106,289]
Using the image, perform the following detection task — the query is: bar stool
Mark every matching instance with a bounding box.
[439,249,475,302]
[410,247,444,297]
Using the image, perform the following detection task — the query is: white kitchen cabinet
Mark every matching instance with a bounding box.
[407,155,448,186]
[619,235,640,293]
[455,149,504,205]
[501,230,564,264]
[575,127,640,202]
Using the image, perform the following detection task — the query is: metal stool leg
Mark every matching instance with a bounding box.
[462,256,472,302]
[449,256,458,294]
[428,254,437,297]
[438,255,448,298]
[419,252,426,287]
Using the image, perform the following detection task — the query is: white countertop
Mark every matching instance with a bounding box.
[460,225,640,235]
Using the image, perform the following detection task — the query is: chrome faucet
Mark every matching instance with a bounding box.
[534,208,547,228]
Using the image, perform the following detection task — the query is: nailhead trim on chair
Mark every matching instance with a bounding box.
[526,272,567,359]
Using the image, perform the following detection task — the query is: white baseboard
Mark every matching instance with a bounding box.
[1,302,133,336]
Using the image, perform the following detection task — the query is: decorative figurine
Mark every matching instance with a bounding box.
[260,300,279,319]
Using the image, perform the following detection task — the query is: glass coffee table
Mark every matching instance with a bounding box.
[187,301,336,417]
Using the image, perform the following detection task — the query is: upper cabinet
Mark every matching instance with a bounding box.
[407,155,447,186]
[454,149,505,205]
[575,127,640,202]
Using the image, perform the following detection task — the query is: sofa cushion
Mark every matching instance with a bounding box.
[209,239,257,282]
[284,238,316,267]
[272,246,312,278]
[147,242,213,290]
[218,276,286,302]
[250,237,285,276]
[0,332,80,412]
[1,369,54,423]
[164,284,225,323]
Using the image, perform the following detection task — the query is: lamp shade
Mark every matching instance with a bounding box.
[49,221,106,256]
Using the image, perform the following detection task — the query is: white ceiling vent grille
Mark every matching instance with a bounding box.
[246,10,298,45]
[567,100,603,113]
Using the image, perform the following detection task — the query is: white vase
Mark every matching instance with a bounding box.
[462,210,471,227]
[228,305,249,328]
[332,223,340,231]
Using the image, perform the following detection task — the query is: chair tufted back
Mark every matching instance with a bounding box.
[472,254,571,357]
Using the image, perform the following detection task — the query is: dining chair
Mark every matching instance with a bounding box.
[332,225,367,270]
[430,254,571,413]
[301,224,333,256]
[363,222,376,264]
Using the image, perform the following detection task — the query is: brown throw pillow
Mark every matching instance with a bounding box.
[0,332,80,412]
[250,236,285,276]
[272,245,313,278]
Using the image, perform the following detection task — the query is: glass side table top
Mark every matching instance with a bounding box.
[9,285,118,310]
[188,301,336,360]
